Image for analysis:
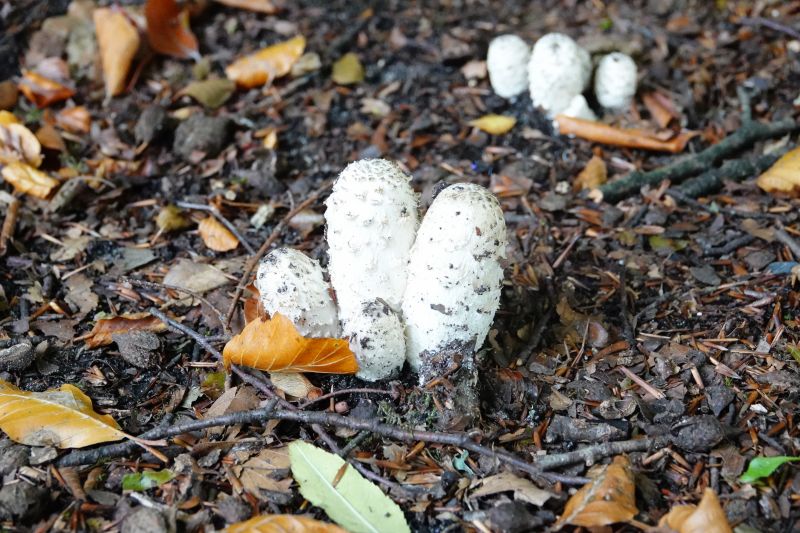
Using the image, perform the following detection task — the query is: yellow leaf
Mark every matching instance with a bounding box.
[1,162,59,199]
[94,8,141,97]
[0,122,42,167]
[83,312,168,349]
[331,53,365,85]
[0,379,127,449]
[468,114,516,135]
[198,216,239,252]
[212,0,277,14]
[226,514,348,533]
[156,205,191,232]
[756,146,800,195]
[226,36,306,89]
[574,155,608,191]
[0,110,20,125]
[659,489,732,533]
[223,313,358,374]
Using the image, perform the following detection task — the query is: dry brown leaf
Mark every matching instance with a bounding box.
[225,35,306,89]
[0,80,18,110]
[242,283,264,323]
[270,372,321,399]
[0,379,127,448]
[642,91,679,129]
[94,8,141,97]
[468,114,516,135]
[0,122,42,167]
[56,106,91,134]
[223,313,358,374]
[36,124,67,152]
[18,70,75,108]
[83,313,168,349]
[659,489,732,533]
[145,0,200,60]
[1,162,59,199]
[756,146,800,195]
[554,455,637,529]
[198,216,239,252]
[232,447,294,497]
[226,514,348,533]
[574,155,608,192]
[213,0,277,13]
[556,115,698,153]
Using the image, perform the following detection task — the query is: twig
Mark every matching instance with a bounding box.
[618,267,635,343]
[673,151,785,199]
[298,388,395,409]
[223,182,332,328]
[175,201,256,255]
[703,234,756,257]
[774,228,800,260]
[0,196,19,257]
[737,16,800,41]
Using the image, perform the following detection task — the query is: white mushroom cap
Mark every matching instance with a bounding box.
[346,299,406,381]
[527,33,592,117]
[487,34,530,99]
[402,183,507,377]
[594,52,637,111]
[255,248,340,338]
[325,159,419,323]
[554,94,597,128]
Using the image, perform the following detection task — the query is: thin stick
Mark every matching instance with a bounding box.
[0,196,20,257]
[298,388,395,409]
[176,201,256,255]
[738,16,800,40]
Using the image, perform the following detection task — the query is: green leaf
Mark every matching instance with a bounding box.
[122,469,176,491]
[180,78,236,109]
[786,344,800,364]
[739,456,800,484]
[289,441,410,533]
[331,53,364,85]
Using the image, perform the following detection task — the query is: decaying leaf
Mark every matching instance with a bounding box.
[212,0,278,14]
[0,122,43,167]
[270,372,321,399]
[156,205,191,232]
[556,115,699,153]
[574,155,608,191]
[643,91,679,129]
[756,145,800,195]
[83,313,168,349]
[0,379,127,448]
[56,106,91,134]
[658,488,732,533]
[331,53,365,85]
[468,114,516,135]
[554,455,637,529]
[198,216,239,252]
[226,514,348,533]
[94,7,141,97]
[144,0,200,60]
[36,124,67,152]
[0,80,18,110]
[233,446,294,497]
[223,313,358,374]
[18,70,75,108]
[1,162,59,199]
[225,35,306,89]
[470,471,553,506]
[179,78,236,109]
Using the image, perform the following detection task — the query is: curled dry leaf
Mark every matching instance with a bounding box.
[18,70,75,108]
[94,8,141,97]
[0,379,127,448]
[213,0,278,14]
[756,145,800,195]
[223,313,358,374]
[643,91,679,129]
[468,114,517,135]
[198,216,239,252]
[1,162,59,199]
[658,488,732,533]
[0,122,42,167]
[556,115,699,153]
[226,35,306,89]
[56,106,91,134]
[243,283,264,323]
[83,312,168,349]
[226,514,348,533]
[270,372,321,399]
[574,155,608,192]
[145,0,200,60]
[554,455,637,529]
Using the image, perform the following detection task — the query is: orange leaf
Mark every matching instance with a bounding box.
[83,313,168,349]
[659,489,732,533]
[145,0,200,60]
[18,71,75,108]
[94,8,141,97]
[225,35,305,89]
[223,313,358,374]
[243,283,264,323]
[574,155,607,192]
[556,115,699,153]
[1,163,59,199]
[35,124,66,152]
[642,91,678,129]
[198,217,239,252]
[212,0,278,13]
[0,123,42,167]
[554,455,637,529]
[226,514,348,533]
[56,106,91,134]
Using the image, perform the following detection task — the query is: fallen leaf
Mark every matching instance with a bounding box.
[179,78,236,109]
[18,70,75,108]
[0,379,127,448]
[204,385,260,434]
[1,162,59,199]
[658,488,732,533]
[56,106,91,134]
[331,53,365,85]
[122,469,176,491]
[198,216,239,252]
[212,0,278,14]
[94,8,141,97]
[270,372,321,399]
[471,471,553,506]
[233,447,294,497]
[554,455,637,529]
[156,205,192,232]
[739,456,800,484]
[643,91,679,129]
[756,145,800,195]
[35,124,67,152]
[162,259,230,296]
[225,35,306,89]
[0,123,43,167]
[575,155,608,191]
[223,313,358,374]
[226,515,348,533]
[83,313,167,349]
[144,0,200,60]
[556,115,698,153]
[0,80,18,110]
[0,110,19,125]
[468,114,516,135]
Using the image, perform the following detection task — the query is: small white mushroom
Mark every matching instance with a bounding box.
[594,52,637,111]
[402,183,507,381]
[486,34,530,99]
[325,159,419,322]
[527,32,592,117]
[559,94,597,122]
[346,299,406,381]
[255,248,339,338]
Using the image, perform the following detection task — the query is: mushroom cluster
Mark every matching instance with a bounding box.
[256,159,507,383]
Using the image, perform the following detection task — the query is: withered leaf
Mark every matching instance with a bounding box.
[756,146,800,195]
[94,7,141,97]
[468,114,516,135]
[84,313,168,349]
[198,216,239,252]
[1,162,59,199]
[18,70,75,108]
[226,35,306,89]
[226,514,348,533]
[0,122,43,167]
[574,155,608,192]
[331,53,365,85]
[144,0,200,60]
[556,115,699,153]
[658,488,732,533]
[56,106,91,134]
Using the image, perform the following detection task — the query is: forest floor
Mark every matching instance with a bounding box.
[0,0,799,531]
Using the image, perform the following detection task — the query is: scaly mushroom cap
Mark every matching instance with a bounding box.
[594,52,637,111]
[402,183,507,377]
[325,159,419,323]
[346,299,406,381]
[487,34,531,99]
[527,33,591,117]
[255,248,340,338]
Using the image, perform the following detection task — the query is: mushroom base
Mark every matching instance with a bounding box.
[417,342,481,431]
